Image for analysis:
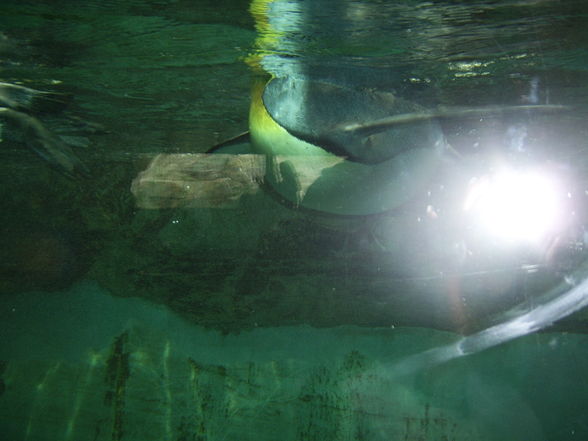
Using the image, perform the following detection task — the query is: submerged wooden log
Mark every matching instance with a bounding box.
[131,153,345,209]
[131,154,266,209]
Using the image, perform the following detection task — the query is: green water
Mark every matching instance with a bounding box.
[1,1,587,440]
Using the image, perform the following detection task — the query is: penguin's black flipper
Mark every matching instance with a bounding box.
[0,107,89,180]
[206,131,250,153]
[340,104,572,135]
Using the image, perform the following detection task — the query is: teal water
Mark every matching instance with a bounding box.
[1,282,588,441]
[1,1,588,440]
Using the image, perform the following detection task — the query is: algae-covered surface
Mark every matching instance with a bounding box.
[1,284,588,441]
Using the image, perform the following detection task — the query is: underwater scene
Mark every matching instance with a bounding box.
[1,0,588,440]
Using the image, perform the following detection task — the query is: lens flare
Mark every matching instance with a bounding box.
[465,168,563,244]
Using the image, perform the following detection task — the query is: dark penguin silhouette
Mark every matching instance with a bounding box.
[0,82,89,179]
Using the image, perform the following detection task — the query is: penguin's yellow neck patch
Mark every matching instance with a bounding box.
[249,79,333,157]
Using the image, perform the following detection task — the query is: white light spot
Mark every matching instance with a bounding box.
[465,168,563,244]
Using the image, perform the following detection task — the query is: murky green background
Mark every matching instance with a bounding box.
[1,0,588,332]
[0,0,255,325]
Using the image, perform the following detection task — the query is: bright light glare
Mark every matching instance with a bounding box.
[465,169,563,244]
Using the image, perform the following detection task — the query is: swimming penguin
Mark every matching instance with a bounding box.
[249,77,449,215]
[210,76,568,216]
[0,107,89,179]
[0,82,89,179]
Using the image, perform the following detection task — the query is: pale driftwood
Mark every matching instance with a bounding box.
[131,154,266,209]
[131,153,347,209]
